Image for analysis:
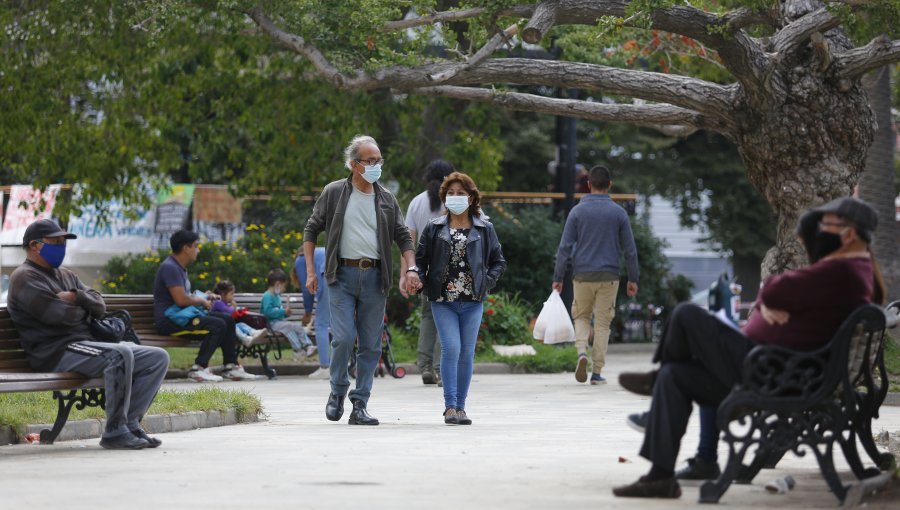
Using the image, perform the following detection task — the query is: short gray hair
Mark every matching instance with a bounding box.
[344,135,379,170]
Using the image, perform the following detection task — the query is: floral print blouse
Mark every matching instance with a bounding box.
[438,227,475,302]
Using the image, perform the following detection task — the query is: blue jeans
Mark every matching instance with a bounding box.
[433,301,484,410]
[314,278,332,367]
[297,257,331,367]
[328,265,386,405]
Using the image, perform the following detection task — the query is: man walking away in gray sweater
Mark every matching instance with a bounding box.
[552,166,639,385]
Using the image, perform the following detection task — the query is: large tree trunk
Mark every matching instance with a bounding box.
[858,67,900,301]
[737,1,875,277]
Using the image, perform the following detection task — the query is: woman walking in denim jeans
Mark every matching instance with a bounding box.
[414,172,506,425]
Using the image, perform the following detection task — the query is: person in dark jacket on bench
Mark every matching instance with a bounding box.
[613,197,885,498]
[8,219,169,450]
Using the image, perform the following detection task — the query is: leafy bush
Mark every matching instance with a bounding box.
[404,292,532,354]
[102,224,304,294]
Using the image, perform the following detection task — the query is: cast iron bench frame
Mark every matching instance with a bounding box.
[0,308,105,445]
[699,301,897,504]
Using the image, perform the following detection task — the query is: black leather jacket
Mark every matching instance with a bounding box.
[415,214,507,302]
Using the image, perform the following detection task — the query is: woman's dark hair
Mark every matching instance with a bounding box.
[267,268,288,286]
[424,159,456,212]
[170,230,199,253]
[439,172,482,218]
[214,280,235,296]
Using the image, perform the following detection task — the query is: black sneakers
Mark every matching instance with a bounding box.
[676,456,721,480]
[626,411,649,434]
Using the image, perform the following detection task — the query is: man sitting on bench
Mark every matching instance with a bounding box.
[613,197,885,498]
[153,230,256,382]
[7,219,170,450]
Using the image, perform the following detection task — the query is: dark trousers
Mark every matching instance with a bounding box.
[640,303,755,471]
[156,311,238,367]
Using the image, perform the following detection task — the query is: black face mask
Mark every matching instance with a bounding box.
[810,231,843,263]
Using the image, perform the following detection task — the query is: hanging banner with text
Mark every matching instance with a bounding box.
[0,185,62,246]
[66,187,156,255]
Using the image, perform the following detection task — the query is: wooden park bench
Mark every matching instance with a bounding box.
[0,308,105,445]
[699,301,898,504]
[102,293,316,380]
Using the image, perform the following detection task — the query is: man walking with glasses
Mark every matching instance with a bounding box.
[303,134,420,425]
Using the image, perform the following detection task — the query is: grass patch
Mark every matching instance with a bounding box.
[0,387,262,436]
[165,347,223,369]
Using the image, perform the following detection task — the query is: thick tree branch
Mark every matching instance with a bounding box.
[381,5,533,32]
[770,7,841,54]
[833,36,900,78]
[413,86,722,133]
[245,6,363,88]
[428,24,519,83]
[522,1,559,44]
[720,7,778,30]
[382,1,769,97]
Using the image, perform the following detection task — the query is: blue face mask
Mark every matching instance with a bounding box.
[445,195,470,215]
[361,163,382,183]
[39,243,66,268]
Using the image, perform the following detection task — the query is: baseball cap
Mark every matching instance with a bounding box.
[797,197,878,243]
[22,219,77,246]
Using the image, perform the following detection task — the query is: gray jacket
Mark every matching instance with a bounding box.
[7,260,107,371]
[415,214,507,302]
[304,175,413,293]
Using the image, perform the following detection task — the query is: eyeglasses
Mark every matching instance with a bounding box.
[355,158,384,166]
[818,221,848,230]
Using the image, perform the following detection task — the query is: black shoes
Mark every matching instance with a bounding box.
[455,408,472,425]
[348,400,379,425]
[612,476,682,498]
[130,428,162,448]
[627,411,649,433]
[444,407,459,425]
[99,432,149,450]
[676,456,721,480]
[326,393,345,421]
[422,368,437,385]
[619,369,659,396]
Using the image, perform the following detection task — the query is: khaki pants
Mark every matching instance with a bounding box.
[572,280,619,373]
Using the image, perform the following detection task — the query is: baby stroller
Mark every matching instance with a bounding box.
[348,314,406,379]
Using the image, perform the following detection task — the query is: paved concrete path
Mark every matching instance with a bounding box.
[1,350,898,509]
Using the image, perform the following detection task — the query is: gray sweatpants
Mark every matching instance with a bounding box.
[54,341,169,439]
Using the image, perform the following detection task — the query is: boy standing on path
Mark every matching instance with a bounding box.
[553,166,639,385]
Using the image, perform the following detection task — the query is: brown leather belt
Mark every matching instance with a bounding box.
[341,257,379,269]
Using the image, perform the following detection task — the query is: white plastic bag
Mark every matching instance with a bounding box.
[532,290,575,344]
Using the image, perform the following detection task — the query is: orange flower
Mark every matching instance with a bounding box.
[486,309,495,316]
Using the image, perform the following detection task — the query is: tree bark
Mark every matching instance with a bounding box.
[858,67,900,301]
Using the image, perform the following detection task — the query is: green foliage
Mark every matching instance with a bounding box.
[404,292,532,354]
[485,204,562,307]
[478,293,533,350]
[102,224,303,293]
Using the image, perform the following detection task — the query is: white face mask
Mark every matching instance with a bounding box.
[445,195,469,215]
[361,163,382,183]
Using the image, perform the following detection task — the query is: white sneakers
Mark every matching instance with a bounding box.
[237,328,268,347]
[188,364,258,382]
[222,363,259,381]
[305,345,318,357]
[308,366,330,379]
[188,365,223,383]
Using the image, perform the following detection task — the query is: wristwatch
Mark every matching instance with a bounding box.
[407,266,420,273]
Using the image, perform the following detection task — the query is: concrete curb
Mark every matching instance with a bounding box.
[166,361,514,379]
[884,392,900,407]
[1,409,259,445]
